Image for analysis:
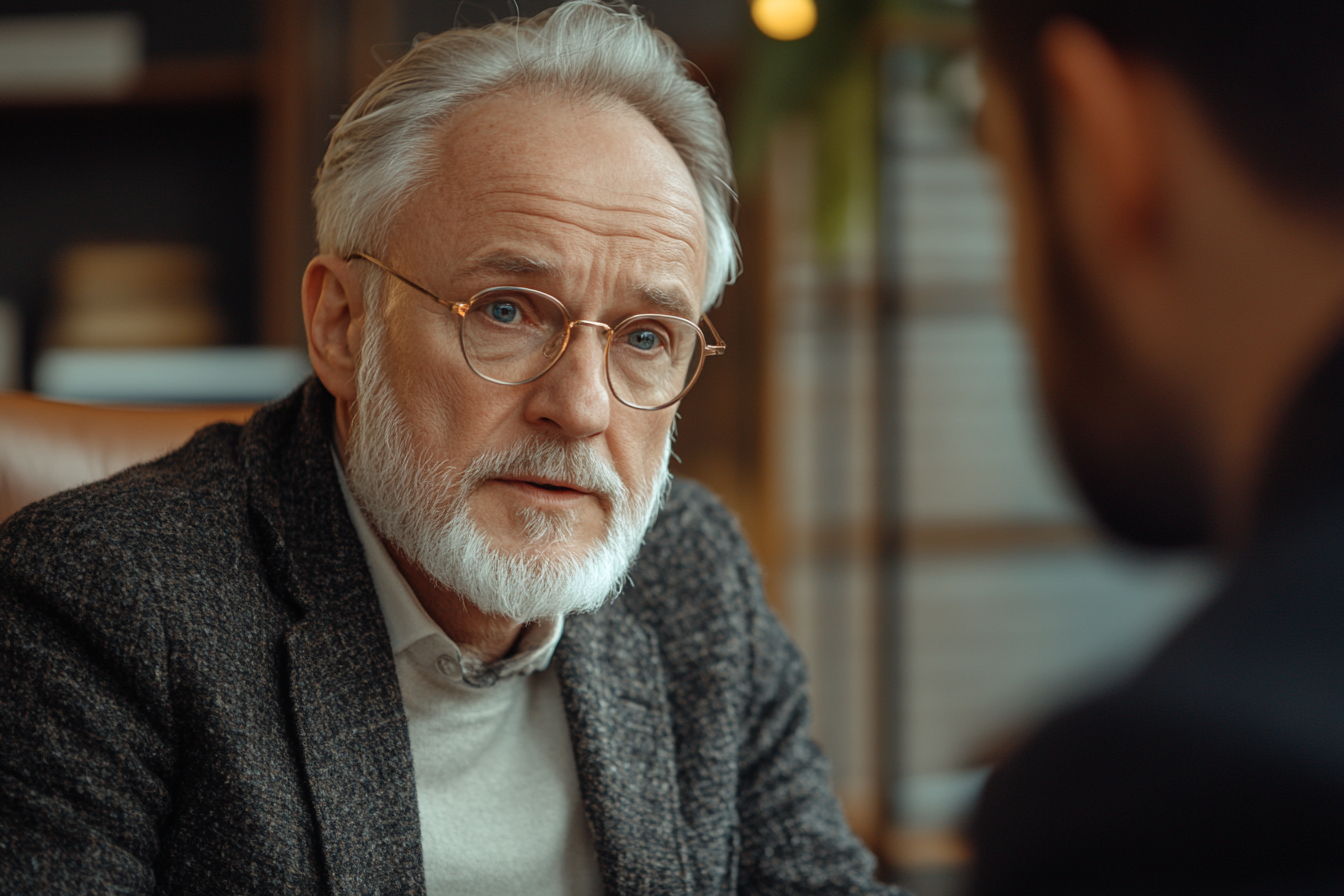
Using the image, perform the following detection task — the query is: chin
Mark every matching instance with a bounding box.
[491,504,599,554]
[494,531,597,565]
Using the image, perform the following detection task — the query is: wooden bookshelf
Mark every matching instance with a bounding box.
[0,0,381,373]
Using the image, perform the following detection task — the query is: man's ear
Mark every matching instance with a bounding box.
[302,254,365,404]
[1042,19,1161,272]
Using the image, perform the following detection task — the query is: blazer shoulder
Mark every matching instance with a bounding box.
[0,422,254,618]
[648,477,753,567]
[617,477,767,644]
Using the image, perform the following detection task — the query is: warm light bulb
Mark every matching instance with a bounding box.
[751,0,818,41]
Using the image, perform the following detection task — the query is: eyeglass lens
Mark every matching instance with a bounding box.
[460,288,705,409]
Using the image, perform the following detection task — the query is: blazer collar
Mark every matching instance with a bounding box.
[557,607,693,896]
[241,379,426,896]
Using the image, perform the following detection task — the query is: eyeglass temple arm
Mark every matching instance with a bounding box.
[346,252,447,304]
[701,314,726,356]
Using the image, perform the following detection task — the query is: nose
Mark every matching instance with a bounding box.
[522,323,612,438]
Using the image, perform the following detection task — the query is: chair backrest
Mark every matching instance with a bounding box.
[0,392,255,521]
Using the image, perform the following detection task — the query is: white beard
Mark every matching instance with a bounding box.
[343,311,671,623]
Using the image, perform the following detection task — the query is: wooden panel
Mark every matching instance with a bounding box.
[347,0,399,98]
[257,0,310,348]
[257,0,350,348]
[126,57,256,104]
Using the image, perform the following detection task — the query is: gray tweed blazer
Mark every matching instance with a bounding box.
[0,379,895,895]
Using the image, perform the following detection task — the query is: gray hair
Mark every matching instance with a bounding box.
[313,0,739,311]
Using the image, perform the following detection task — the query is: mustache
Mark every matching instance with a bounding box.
[453,437,629,509]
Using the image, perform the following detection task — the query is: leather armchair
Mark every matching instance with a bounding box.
[0,392,255,521]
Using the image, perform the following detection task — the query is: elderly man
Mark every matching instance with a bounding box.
[0,3,896,894]
[970,1,1344,893]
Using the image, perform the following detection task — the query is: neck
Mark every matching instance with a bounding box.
[388,542,526,664]
[1203,287,1344,554]
[1177,217,1344,552]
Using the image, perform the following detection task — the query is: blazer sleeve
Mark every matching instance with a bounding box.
[733,557,902,895]
[0,508,174,895]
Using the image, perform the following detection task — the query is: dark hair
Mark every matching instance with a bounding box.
[976,0,1344,213]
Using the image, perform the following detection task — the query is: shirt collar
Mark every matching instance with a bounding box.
[332,447,563,687]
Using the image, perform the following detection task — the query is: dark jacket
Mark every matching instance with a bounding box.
[969,342,1344,894]
[0,379,893,896]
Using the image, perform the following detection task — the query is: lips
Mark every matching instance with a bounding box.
[499,476,592,496]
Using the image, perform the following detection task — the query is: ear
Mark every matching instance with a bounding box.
[302,254,365,405]
[1042,19,1161,277]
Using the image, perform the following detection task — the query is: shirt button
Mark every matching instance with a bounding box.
[436,654,461,680]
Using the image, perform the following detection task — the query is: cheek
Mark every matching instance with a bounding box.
[610,410,674,487]
[410,373,518,469]
[378,321,491,446]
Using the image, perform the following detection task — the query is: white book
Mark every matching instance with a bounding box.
[34,347,313,404]
[0,13,143,98]
[0,299,19,390]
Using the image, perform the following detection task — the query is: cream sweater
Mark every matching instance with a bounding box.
[337,459,603,895]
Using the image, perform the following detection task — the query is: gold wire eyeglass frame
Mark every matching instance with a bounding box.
[347,252,726,411]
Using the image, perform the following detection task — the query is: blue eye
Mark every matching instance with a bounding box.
[488,301,519,323]
[627,329,660,351]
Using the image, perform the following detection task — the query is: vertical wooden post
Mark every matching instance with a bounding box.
[257,0,311,347]
[257,0,348,348]
[348,0,400,99]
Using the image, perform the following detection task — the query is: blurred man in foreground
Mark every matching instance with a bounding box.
[971,1,1344,891]
[0,3,896,893]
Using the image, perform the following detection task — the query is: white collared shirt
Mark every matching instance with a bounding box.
[334,453,604,896]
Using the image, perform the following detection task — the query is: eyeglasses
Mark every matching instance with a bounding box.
[347,252,725,411]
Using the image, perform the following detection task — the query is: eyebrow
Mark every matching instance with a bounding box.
[460,252,699,318]
[459,252,558,278]
[636,285,697,318]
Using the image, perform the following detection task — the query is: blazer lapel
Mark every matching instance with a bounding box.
[244,382,425,896]
[285,603,424,896]
[557,609,692,896]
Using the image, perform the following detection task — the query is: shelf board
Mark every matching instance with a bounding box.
[0,56,257,110]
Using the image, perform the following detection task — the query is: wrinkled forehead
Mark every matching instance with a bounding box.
[389,90,709,309]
